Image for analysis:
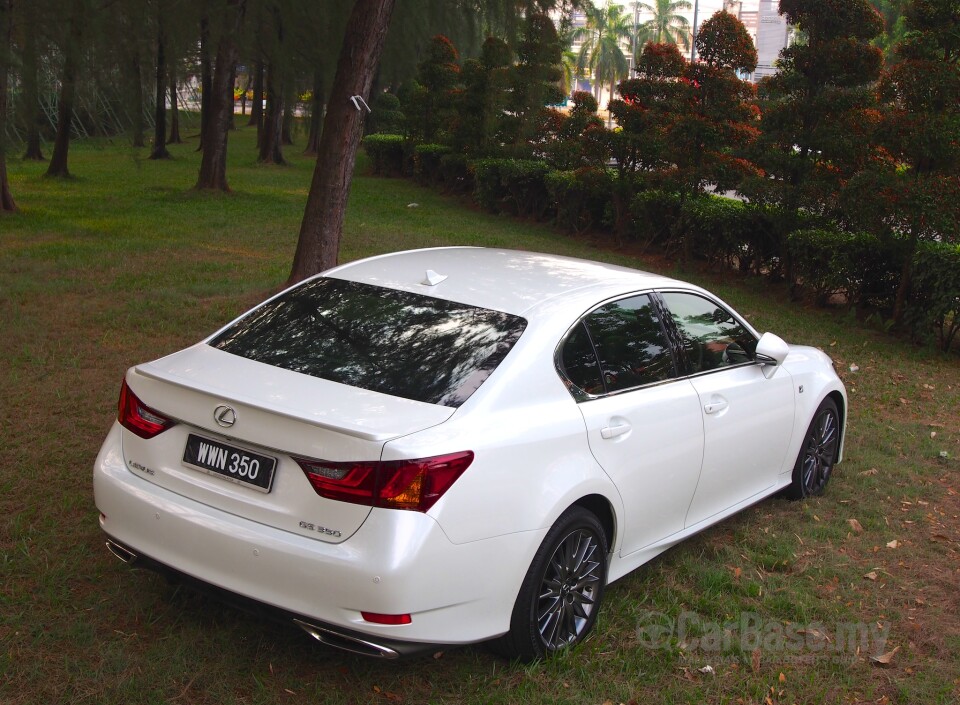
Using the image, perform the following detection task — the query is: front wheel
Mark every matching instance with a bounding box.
[490,506,608,661]
[786,397,840,499]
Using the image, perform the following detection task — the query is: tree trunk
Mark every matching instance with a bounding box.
[248,59,264,132]
[20,2,45,161]
[47,0,83,178]
[168,67,182,143]
[282,96,294,145]
[303,67,324,156]
[892,234,917,328]
[257,61,284,163]
[131,53,145,147]
[288,0,398,283]
[197,13,212,151]
[195,1,245,190]
[1,0,16,211]
[149,10,170,159]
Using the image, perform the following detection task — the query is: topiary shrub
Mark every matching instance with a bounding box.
[362,134,405,176]
[788,229,905,310]
[545,168,613,234]
[368,92,405,135]
[472,158,551,217]
[906,241,960,351]
[628,190,683,252]
[413,144,452,185]
[438,153,473,193]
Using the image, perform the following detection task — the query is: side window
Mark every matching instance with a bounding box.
[583,294,676,393]
[560,322,604,396]
[660,292,758,374]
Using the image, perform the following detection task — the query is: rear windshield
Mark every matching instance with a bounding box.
[209,277,527,407]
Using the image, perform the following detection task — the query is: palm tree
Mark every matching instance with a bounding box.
[637,0,693,51]
[574,1,633,106]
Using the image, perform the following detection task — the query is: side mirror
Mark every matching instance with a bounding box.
[755,332,789,379]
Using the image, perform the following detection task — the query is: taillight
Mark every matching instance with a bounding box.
[118,379,176,439]
[295,451,474,512]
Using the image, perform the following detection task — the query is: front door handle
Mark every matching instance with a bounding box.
[703,399,728,414]
[600,423,631,439]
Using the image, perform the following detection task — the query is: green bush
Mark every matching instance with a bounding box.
[788,229,905,310]
[369,93,405,135]
[413,144,452,185]
[628,190,682,251]
[679,197,755,270]
[906,242,960,352]
[545,168,613,234]
[471,158,551,218]
[438,153,472,193]
[361,134,405,176]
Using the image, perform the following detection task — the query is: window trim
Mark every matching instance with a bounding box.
[652,289,760,379]
[554,291,682,402]
[555,288,763,402]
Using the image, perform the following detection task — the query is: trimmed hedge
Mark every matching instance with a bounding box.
[544,168,613,234]
[628,190,683,251]
[907,241,960,351]
[472,159,552,218]
[413,144,452,185]
[789,229,904,309]
[361,134,405,176]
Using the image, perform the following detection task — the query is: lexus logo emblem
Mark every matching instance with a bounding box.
[214,405,237,428]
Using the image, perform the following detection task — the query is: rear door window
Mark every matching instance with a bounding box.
[559,294,676,397]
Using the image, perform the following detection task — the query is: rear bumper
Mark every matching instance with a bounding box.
[93,424,545,650]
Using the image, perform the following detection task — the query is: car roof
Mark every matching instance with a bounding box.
[324,247,685,317]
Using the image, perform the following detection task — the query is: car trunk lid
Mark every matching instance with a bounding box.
[119,344,455,543]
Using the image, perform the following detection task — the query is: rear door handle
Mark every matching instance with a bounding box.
[600,423,631,439]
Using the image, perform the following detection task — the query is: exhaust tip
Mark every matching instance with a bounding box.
[293,619,400,659]
[105,540,138,564]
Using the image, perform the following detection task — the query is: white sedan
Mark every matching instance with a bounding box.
[94,247,846,660]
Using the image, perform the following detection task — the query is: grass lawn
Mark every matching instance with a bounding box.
[1,127,958,705]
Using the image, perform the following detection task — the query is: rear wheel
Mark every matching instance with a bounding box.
[786,397,840,499]
[491,506,608,661]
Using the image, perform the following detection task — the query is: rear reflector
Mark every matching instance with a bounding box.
[296,451,474,512]
[361,612,412,625]
[118,379,176,439]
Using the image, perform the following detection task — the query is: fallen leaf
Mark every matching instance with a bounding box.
[864,571,878,581]
[698,665,715,676]
[930,431,937,439]
[751,648,761,673]
[887,540,900,549]
[860,468,879,477]
[779,672,786,683]
[871,645,901,667]
[848,518,864,533]
[849,364,859,372]
[284,689,296,696]
[899,397,908,405]
[432,651,444,659]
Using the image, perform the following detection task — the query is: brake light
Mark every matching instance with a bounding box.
[118,379,176,439]
[295,451,474,512]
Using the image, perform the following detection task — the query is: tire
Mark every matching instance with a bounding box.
[786,397,840,500]
[490,506,608,661]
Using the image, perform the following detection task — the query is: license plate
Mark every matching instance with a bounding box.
[182,434,277,493]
